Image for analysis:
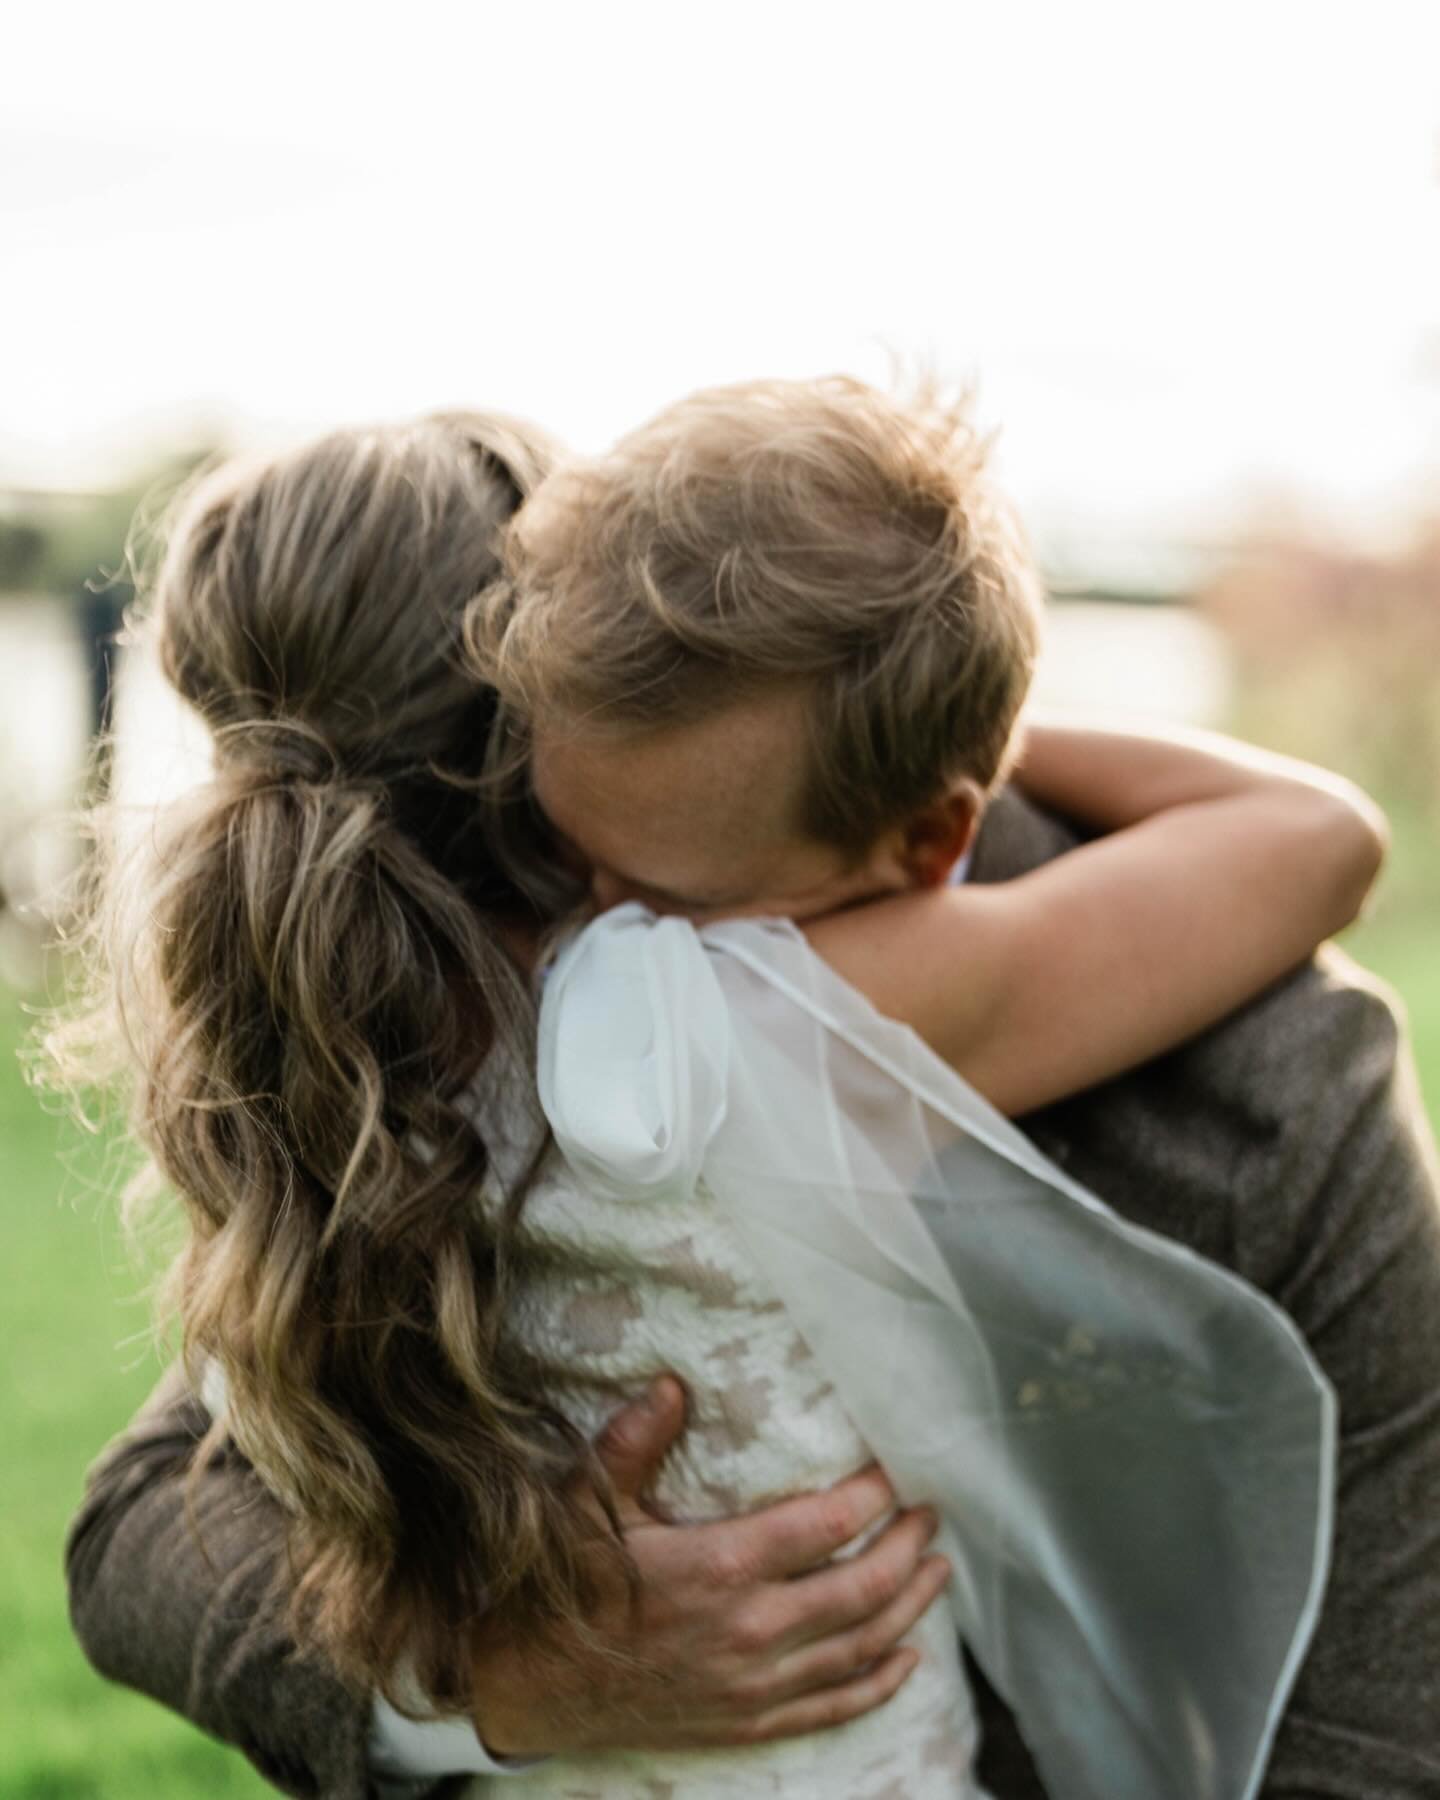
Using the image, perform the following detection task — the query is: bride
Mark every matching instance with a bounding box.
[48,409,1380,1796]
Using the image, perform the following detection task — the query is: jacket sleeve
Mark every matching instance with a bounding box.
[1244,973,1440,1798]
[64,1364,456,1800]
[969,791,1440,1798]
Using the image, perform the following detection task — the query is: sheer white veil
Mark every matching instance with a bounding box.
[540,905,1336,1800]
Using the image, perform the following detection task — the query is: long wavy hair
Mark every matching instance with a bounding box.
[42,412,617,1713]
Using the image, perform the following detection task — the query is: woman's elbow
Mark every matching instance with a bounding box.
[1321,780,1390,928]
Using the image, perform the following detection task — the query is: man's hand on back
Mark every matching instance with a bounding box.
[470,1377,951,1757]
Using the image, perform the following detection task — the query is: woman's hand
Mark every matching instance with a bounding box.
[469,1378,951,1757]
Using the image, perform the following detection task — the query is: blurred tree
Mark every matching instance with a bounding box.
[1,448,215,602]
[1200,517,1440,846]
[0,520,47,588]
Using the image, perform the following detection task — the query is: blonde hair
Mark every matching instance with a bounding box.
[42,413,619,1713]
[473,376,1043,853]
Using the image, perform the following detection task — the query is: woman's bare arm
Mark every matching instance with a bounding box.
[806,717,1388,1116]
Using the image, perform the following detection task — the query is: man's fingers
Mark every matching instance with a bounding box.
[770,1555,951,1694]
[736,1465,900,1581]
[593,1378,688,1506]
[748,1505,940,1652]
[728,1648,920,1747]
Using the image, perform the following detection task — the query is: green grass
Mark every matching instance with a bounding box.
[1,906,1436,1800]
[0,993,272,1799]
[1347,911,1440,1118]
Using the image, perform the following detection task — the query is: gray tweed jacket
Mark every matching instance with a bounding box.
[64,791,1440,1798]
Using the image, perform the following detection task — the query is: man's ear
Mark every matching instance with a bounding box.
[896,782,985,887]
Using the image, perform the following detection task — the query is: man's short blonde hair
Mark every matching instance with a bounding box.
[472,376,1043,855]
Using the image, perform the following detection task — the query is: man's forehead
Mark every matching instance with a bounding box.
[530,695,808,891]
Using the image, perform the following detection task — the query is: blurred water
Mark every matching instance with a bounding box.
[1033,601,1229,726]
[1,599,92,935]
[109,637,214,815]
[2,597,91,807]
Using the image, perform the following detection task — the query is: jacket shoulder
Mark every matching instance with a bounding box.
[976,792,1426,1285]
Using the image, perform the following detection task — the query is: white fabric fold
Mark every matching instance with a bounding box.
[539,904,1337,1800]
[540,913,730,1204]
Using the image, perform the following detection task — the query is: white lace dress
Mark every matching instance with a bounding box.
[455,1125,984,1798]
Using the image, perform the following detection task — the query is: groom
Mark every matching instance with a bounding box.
[66,782,1440,1798]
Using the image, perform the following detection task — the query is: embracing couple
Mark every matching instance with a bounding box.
[58,382,1440,1799]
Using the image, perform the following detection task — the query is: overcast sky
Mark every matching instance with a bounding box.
[5,0,1438,554]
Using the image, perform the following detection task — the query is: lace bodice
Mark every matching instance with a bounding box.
[455,1064,982,1797]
